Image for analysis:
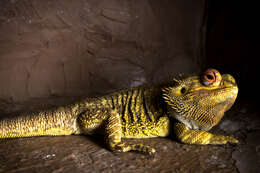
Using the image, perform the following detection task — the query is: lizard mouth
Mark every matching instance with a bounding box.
[188,85,238,98]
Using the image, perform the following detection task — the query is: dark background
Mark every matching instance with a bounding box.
[206,0,259,100]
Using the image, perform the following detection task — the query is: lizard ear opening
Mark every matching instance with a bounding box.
[180,87,187,94]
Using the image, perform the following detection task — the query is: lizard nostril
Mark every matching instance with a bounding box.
[201,69,221,86]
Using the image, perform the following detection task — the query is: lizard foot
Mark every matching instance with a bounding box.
[110,142,156,155]
[210,135,239,144]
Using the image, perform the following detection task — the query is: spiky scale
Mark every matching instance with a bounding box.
[0,69,238,154]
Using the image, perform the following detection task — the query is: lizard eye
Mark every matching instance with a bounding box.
[201,69,222,86]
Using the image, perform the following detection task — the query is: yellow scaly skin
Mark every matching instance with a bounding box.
[0,69,238,154]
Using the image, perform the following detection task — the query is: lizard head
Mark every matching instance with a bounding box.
[163,68,238,130]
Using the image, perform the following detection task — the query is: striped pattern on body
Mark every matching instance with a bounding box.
[102,86,167,138]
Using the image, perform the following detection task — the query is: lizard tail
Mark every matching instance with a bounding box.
[0,109,78,139]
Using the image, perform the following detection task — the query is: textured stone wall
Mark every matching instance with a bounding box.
[0,0,206,102]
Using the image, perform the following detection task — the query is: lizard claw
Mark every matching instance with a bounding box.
[130,144,156,154]
[226,136,239,144]
[148,148,156,155]
[208,135,239,145]
[218,135,239,144]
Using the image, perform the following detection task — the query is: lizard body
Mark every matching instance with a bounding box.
[0,69,238,154]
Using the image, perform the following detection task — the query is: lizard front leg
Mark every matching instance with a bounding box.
[174,122,238,145]
[105,109,156,154]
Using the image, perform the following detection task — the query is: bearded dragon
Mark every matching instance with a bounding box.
[0,69,238,154]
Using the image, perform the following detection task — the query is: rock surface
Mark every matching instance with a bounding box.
[0,0,206,102]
